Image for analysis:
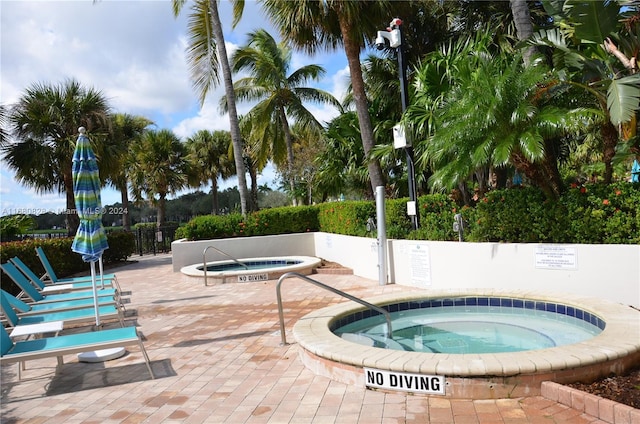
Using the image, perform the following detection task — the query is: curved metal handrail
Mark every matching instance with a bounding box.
[276,272,393,345]
[203,245,249,286]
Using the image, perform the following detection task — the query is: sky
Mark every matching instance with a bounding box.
[0,0,351,217]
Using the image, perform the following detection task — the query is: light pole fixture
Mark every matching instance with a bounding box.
[376,18,419,230]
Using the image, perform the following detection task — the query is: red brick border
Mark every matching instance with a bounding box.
[541,381,640,424]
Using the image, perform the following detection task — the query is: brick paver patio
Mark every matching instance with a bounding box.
[1,253,614,423]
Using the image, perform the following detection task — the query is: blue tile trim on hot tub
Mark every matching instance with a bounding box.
[329,296,607,331]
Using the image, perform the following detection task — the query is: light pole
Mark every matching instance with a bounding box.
[376,18,419,230]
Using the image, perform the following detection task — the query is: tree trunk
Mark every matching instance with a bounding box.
[120,187,131,231]
[510,0,537,66]
[211,178,219,215]
[209,0,249,215]
[248,161,259,211]
[65,170,79,236]
[510,151,561,199]
[338,17,385,192]
[601,121,618,184]
[280,108,297,206]
[157,194,166,228]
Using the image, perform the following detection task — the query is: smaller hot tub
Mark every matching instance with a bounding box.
[181,256,321,285]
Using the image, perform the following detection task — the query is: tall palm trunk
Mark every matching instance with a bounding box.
[209,0,249,215]
[280,108,297,205]
[119,185,131,231]
[211,178,219,215]
[338,17,385,194]
[248,161,259,211]
[510,0,536,66]
[157,194,166,228]
[64,170,79,236]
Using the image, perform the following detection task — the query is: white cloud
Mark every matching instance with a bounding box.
[332,66,352,103]
[0,0,349,215]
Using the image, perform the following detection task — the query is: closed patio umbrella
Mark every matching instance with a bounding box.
[71,127,109,326]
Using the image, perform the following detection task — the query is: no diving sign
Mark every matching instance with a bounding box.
[364,368,445,395]
[237,273,269,282]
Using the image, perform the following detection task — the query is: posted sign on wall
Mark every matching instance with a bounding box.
[364,368,445,395]
[534,246,577,270]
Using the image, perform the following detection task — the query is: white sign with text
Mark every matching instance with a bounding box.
[534,246,577,270]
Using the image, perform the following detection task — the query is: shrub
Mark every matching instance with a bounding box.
[103,231,136,262]
[561,183,640,244]
[318,201,375,236]
[470,187,570,242]
[244,206,320,236]
[408,194,460,241]
[0,232,134,295]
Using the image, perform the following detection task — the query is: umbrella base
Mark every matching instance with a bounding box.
[78,347,126,363]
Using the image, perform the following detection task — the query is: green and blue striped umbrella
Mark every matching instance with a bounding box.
[71,128,109,262]
[71,127,108,326]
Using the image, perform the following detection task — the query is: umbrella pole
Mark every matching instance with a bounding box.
[91,261,101,327]
[99,255,105,289]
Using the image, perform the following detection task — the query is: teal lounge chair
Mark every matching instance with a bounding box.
[1,290,123,328]
[10,257,118,295]
[1,262,118,305]
[0,270,118,314]
[35,247,120,291]
[0,323,154,380]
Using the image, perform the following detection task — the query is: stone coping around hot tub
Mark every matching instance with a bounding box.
[292,288,640,379]
[181,255,322,278]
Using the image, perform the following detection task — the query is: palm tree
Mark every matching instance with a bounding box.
[260,0,390,193]
[315,111,370,200]
[532,1,640,183]
[172,0,250,215]
[1,79,110,234]
[184,129,235,214]
[0,105,8,145]
[103,113,153,230]
[224,29,340,205]
[407,31,599,199]
[128,129,188,227]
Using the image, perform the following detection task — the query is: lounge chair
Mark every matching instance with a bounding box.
[1,290,124,328]
[35,246,121,291]
[0,323,154,380]
[10,257,118,295]
[0,276,117,315]
[1,262,118,304]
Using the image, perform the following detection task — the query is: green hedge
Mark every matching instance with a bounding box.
[165,183,640,244]
[468,183,640,243]
[1,231,136,295]
[176,206,320,241]
[560,183,640,244]
[317,201,375,236]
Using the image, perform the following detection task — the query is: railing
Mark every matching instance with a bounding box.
[276,272,393,345]
[202,245,249,286]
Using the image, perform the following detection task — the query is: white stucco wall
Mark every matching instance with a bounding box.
[171,233,316,272]
[172,232,640,307]
[388,240,640,308]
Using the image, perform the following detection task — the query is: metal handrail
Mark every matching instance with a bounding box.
[276,272,393,345]
[203,245,249,286]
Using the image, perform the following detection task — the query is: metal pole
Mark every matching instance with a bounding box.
[276,272,393,345]
[395,18,419,230]
[376,186,387,286]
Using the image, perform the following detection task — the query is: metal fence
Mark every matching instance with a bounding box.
[20,225,179,256]
[132,225,178,256]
